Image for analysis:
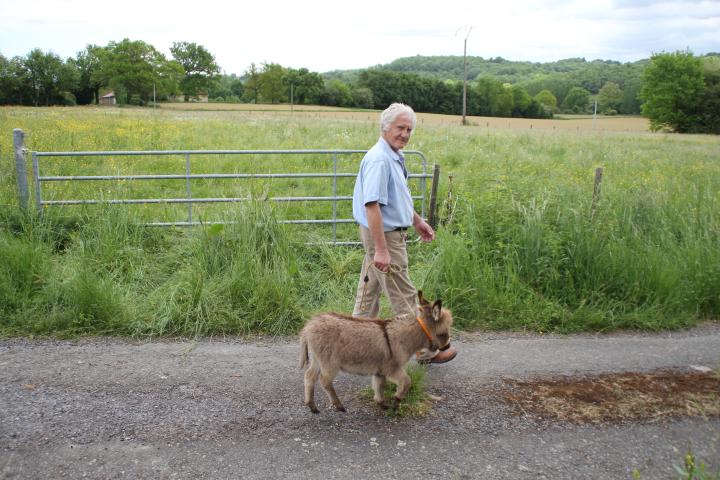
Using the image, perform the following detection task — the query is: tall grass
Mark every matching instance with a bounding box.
[421,131,719,331]
[0,203,307,337]
[1,106,718,336]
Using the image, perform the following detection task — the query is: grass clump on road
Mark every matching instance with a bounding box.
[359,364,433,418]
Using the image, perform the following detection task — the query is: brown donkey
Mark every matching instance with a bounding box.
[299,291,453,413]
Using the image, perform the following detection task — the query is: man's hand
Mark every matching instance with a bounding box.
[413,215,435,242]
[373,249,391,272]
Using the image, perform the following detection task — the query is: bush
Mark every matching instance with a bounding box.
[129,94,145,106]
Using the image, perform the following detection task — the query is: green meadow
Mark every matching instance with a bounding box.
[1,106,718,337]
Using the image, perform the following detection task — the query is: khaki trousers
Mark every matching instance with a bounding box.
[352,226,417,319]
[353,226,436,360]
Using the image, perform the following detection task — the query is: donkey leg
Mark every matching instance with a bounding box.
[372,374,387,409]
[319,368,345,412]
[303,358,321,413]
[388,368,412,411]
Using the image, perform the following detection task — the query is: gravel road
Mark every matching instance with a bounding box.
[2,324,719,479]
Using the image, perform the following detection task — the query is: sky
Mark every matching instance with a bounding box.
[1,0,718,75]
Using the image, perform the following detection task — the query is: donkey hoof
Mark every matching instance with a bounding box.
[306,402,320,414]
[335,405,347,412]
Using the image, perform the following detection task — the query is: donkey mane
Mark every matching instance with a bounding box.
[326,312,393,327]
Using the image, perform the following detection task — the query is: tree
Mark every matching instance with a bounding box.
[259,63,287,103]
[242,63,262,103]
[521,75,576,106]
[209,74,244,102]
[620,77,642,114]
[510,85,531,117]
[561,86,591,113]
[534,89,557,112]
[475,76,504,116]
[170,41,220,100]
[597,81,623,114]
[322,79,352,107]
[71,44,104,104]
[493,84,514,117]
[96,39,182,104]
[475,78,514,117]
[358,69,401,108]
[698,56,720,134]
[351,86,374,108]
[284,68,324,105]
[639,50,704,132]
[23,49,78,106]
[0,54,30,104]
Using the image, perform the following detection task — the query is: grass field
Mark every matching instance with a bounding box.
[1,105,718,338]
[160,102,651,132]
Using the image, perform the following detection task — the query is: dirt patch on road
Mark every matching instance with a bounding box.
[501,369,720,424]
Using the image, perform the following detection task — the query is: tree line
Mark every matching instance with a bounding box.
[1,40,718,132]
[211,63,554,118]
[326,55,647,115]
[0,40,219,107]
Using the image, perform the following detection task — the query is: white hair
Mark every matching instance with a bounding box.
[380,103,417,132]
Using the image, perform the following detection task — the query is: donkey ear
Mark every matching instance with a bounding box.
[418,290,429,305]
[432,300,442,322]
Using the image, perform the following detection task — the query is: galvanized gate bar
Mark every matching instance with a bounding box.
[33,149,372,157]
[40,196,358,205]
[28,147,435,243]
[39,173,359,181]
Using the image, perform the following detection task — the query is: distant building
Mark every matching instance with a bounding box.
[100,91,116,106]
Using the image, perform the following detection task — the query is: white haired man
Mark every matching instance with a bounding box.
[351,102,457,364]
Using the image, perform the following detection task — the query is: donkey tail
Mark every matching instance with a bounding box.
[299,334,309,369]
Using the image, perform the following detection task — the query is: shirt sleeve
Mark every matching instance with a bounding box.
[361,157,389,206]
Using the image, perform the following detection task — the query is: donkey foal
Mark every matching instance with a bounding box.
[299,291,453,413]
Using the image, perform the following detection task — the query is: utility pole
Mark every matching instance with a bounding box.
[458,26,473,125]
[592,98,597,130]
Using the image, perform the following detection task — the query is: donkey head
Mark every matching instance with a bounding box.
[417,290,453,351]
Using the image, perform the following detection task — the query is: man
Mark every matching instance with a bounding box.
[351,102,457,364]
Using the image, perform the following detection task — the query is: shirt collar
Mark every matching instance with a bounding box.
[379,137,403,162]
[379,137,407,179]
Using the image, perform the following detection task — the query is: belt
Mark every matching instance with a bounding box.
[392,227,409,232]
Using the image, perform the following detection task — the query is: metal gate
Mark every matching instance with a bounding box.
[13,129,439,245]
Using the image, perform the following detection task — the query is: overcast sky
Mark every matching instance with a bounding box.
[1,0,718,74]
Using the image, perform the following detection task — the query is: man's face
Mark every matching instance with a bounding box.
[382,113,413,152]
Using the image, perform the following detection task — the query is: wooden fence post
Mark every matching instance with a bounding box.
[14,129,29,210]
[427,164,440,228]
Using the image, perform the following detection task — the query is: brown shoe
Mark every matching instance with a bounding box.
[418,347,457,365]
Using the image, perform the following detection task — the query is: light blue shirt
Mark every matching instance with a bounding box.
[352,137,414,231]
